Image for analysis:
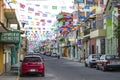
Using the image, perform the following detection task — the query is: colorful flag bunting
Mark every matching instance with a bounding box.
[77,6,82,9]
[84,6,90,9]
[69,6,74,9]
[52,6,57,10]
[40,19,45,22]
[42,23,46,26]
[11,0,17,4]
[35,4,40,7]
[36,22,40,26]
[87,0,93,2]
[20,3,25,9]
[61,6,66,10]
[35,12,40,16]
[95,0,101,2]
[42,14,47,17]
[101,4,106,9]
[28,16,32,19]
[28,7,34,11]
[47,20,52,23]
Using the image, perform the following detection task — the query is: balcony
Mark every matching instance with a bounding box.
[84,28,90,35]
[90,29,106,38]
[83,28,90,39]
[4,9,18,24]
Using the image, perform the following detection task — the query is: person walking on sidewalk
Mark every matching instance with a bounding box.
[57,52,60,59]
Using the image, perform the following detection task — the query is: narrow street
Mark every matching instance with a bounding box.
[20,55,120,80]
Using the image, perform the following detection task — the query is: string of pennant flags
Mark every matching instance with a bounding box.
[5,0,114,43]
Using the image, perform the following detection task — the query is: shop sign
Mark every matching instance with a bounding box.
[0,31,20,43]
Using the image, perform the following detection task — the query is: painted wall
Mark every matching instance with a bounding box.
[4,46,11,72]
[96,38,100,55]
[89,38,96,54]
[0,43,4,75]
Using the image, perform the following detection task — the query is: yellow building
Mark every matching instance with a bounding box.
[0,0,21,74]
[0,43,4,75]
[0,0,8,75]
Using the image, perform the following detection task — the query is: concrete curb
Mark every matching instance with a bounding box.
[16,76,19,80]
[62,57,85,64]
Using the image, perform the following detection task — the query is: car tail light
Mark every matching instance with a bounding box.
[104,60,110,65]
[37,62,44,68]
[41,63,44,69]
[38,62,42,65]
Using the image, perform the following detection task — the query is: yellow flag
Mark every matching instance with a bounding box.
[11,0,17,4]
[92,6,98,9]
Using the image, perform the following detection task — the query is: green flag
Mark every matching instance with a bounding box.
[52,6,57,10]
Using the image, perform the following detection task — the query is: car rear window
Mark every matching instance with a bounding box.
[92,55,99,58]
[23,57,41,62]
[106,55,120,60]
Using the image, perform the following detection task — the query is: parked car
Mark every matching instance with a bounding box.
[40,51,44,55]
[85,54,100,68]
[45,51,51,56]
[96,54,120,71]
[20,55,45,77]
[51,53,57,57]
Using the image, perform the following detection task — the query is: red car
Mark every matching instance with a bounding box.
[96,54,120,71]
[20,55,45,77]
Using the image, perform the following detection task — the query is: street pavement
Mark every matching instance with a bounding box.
[2,55,120,80]
[0,56,80,80]
[20,55,120,80]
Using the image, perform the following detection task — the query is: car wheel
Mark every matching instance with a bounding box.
[96,65,99,70]
[102,66,107,71]
[41,73,45,77]
[20,73,23,77]
[88,63,92,68]
[85,63,88,67]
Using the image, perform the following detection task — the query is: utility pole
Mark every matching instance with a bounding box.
[76,0,81,61]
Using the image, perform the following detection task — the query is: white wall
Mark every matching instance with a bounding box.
[96,38,101,55]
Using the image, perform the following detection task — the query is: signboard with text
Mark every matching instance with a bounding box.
[0,30,20,43]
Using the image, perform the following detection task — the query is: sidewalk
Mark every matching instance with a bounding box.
[62,56,85,63]
[0,63,20,80]
[0,70,19,80]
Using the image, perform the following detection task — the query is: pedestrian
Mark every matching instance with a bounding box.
[57,52,60,59]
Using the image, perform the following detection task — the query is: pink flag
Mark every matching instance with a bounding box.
[95,0,101,2]
[40,19,45,22]
[35,12,40,16]
[20,3,25,9]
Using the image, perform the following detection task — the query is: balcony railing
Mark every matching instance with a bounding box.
[83,28,90,36]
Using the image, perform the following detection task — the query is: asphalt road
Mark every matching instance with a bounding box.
[20,55,120,80]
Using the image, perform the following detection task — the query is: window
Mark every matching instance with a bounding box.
[92,45,94,54]
[100,55,104,60]
[86,0,104,6]
[106,55,120,60]
[24,57,41,62]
